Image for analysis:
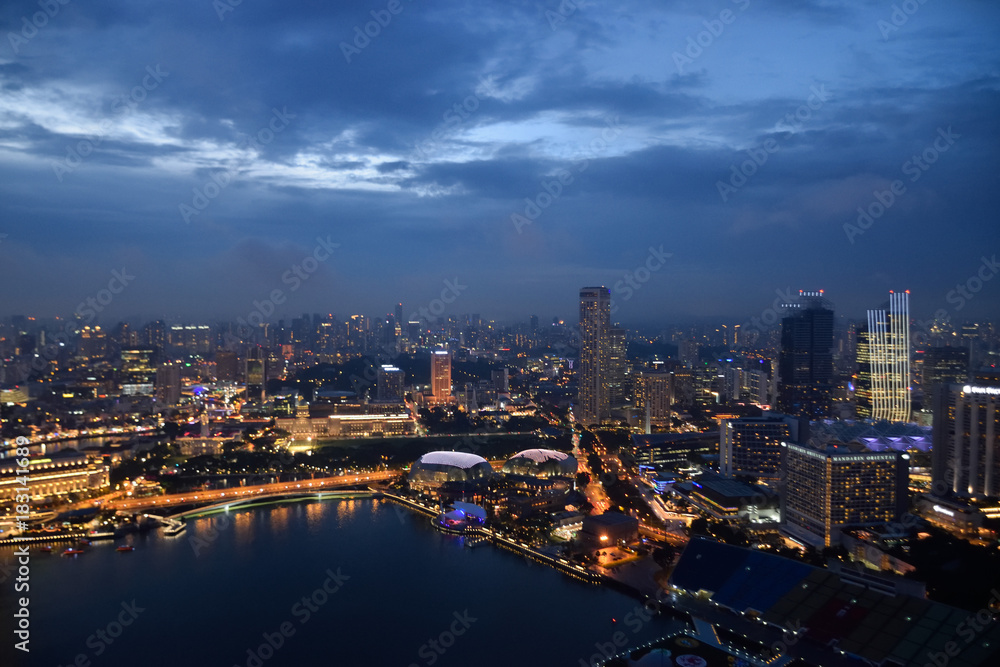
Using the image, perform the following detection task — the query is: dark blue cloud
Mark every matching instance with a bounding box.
[0,0,998,325]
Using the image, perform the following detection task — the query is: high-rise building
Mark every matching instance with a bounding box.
[856,291,911,422]
[607,326,627,408]
[215,351,240,382]
[78,326,107,361]
[720,414,801,483]
[431,350,451,403]
[120,348,155,395]
[394,303,404,343]
[491,368,509,394]
[920,347,968,401]
[143,320,166,352]
[377,364,406,402]
[784,442,909,548]
[634,371,672,429]
[932,382,1000,497]
[578,286,611,426]
[155,362,182,406]
[245,348,266,403]
[777,291,833,419]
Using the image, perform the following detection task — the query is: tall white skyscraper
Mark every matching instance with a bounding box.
[857,290,911,422]
[578,286,611,426]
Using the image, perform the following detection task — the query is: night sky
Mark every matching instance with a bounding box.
[1,0,998,325]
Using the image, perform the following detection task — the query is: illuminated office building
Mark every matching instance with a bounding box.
[245,348,266,403]
[121,348,155,395]
[431,350,451,403]
[578,286,611,426]
[78,326,107,361]
[856,291,911,422]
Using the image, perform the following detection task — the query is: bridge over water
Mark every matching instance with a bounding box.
[105,471,396,514]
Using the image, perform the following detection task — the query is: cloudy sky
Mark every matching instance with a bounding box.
[1,0,998,326]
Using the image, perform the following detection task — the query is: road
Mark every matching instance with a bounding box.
[105,471,396,511]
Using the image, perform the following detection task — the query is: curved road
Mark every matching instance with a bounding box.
[105,470,397,511]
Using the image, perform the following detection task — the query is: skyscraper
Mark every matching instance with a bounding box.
[155,362,181,406]
[720,414,801,483]
[607,326,627,408]
[431,350,451,403]
[578,286,611,426]
[634,371,672,429]
[932,381,1000,497]
[856,291,911,422]
[920,346,969,402]
[776,290,833,419]
[245,348,266,403]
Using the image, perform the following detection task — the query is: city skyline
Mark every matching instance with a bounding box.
[1,2,999,322]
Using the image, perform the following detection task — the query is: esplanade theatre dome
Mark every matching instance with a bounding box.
[408,451,494,490]
[501,449,577,477]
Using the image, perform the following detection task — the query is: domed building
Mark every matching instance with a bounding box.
[501,449,577,478]
[408,451,494,496]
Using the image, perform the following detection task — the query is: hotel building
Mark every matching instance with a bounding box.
[931,382,1000,497]
[783,442,909,548]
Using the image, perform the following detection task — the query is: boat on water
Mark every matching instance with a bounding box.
[116,545,135,552]
[38,545,53,553]
[62,548,85,556]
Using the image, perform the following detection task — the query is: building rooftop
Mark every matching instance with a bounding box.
[417,451,488,469]
[670,538,1000,667]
